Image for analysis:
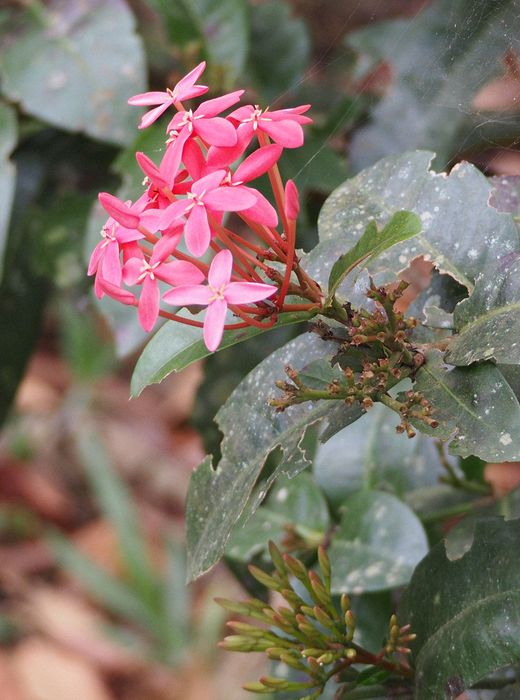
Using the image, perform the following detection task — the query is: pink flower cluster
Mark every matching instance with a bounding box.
[88,62,312,351]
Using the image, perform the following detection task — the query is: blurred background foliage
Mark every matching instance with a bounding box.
[0,0,519,697]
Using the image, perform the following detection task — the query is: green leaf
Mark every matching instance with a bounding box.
[347,0,520,170]
[131,310,314,397]
[226,473,330,562]
[247,1,310,101]
[404,518,520,699]
[328,490,428,594]
[410,350,520,461]
[186,332,363,580]
[152,0,249,88]
[0,0,146,145]
[310,152,519,296]
[0,103,16,280]
[446,255,520,365]
[314,404,445,508]
[327,211,421,300]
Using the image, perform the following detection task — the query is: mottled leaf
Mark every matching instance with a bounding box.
[247,1,310,101]
[447,255,520,365]
[311,152,519,296]
[410,350,520,461]
[0,103,16,280]
[329,490,428,594]
[404,518,520,699]
[131,310,315,397]
[347,0,520,170]
[0,0,146,145]
[327,211,421,300]
[226,473,329,562]
[186,333,363,580]
[490,175,520,215]
[314,404,445,508]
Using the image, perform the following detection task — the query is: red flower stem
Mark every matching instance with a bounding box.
[257,132,290,237]
[224,230,270,256]
[229,305,276,329]
[138,224,209,274]
[237,214,287,259]
[209,215,263,282]
[277,219,296,308]
[209,239,251,282]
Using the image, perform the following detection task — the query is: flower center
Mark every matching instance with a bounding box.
[137,260,160,283]
[209,283,226,302]
[101,224,117,247]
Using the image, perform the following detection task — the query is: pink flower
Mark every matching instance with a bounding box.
[159,170,257,257]
[163,249,277,351]
[128,62,208,129]
[227,104,312,148]
[88,216,144,295]
[221,144,282,226]
[284,179,300,220]
[123,232,205,331]
[161,91,244,185]
[98,192,162,233]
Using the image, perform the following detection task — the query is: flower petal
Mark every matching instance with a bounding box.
[139,101,172,129]
[191,170,226,196]
[101,239,122,286]
[159,199,190,230]
[136,152,168,189]
[185,205,211,257]
[87,241,104,276]
[138,276,160,332]
[196,91,244,118]
[195,117,237,147]
[157,260,205,286]
[224,281,277,304]
[99,279,137,306]
[123,257,144,286]
[206,124,251,168]
[241,188,278,226]
[161,127,190,187]
[208,249,233,289]
[163,284,212,306]
[175,61,208,100]
[233,144,282,183]
[203,298,228,351]
[204,185,257,211]
[128,91,169,106]
[261,119,304,148]
[98,193,140,229]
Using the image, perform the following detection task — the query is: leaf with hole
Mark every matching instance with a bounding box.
[409,350,520,461]
[309,152,519,297]
[186,332,363,580]
[447,255,520,365]
[327,211,421,301]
